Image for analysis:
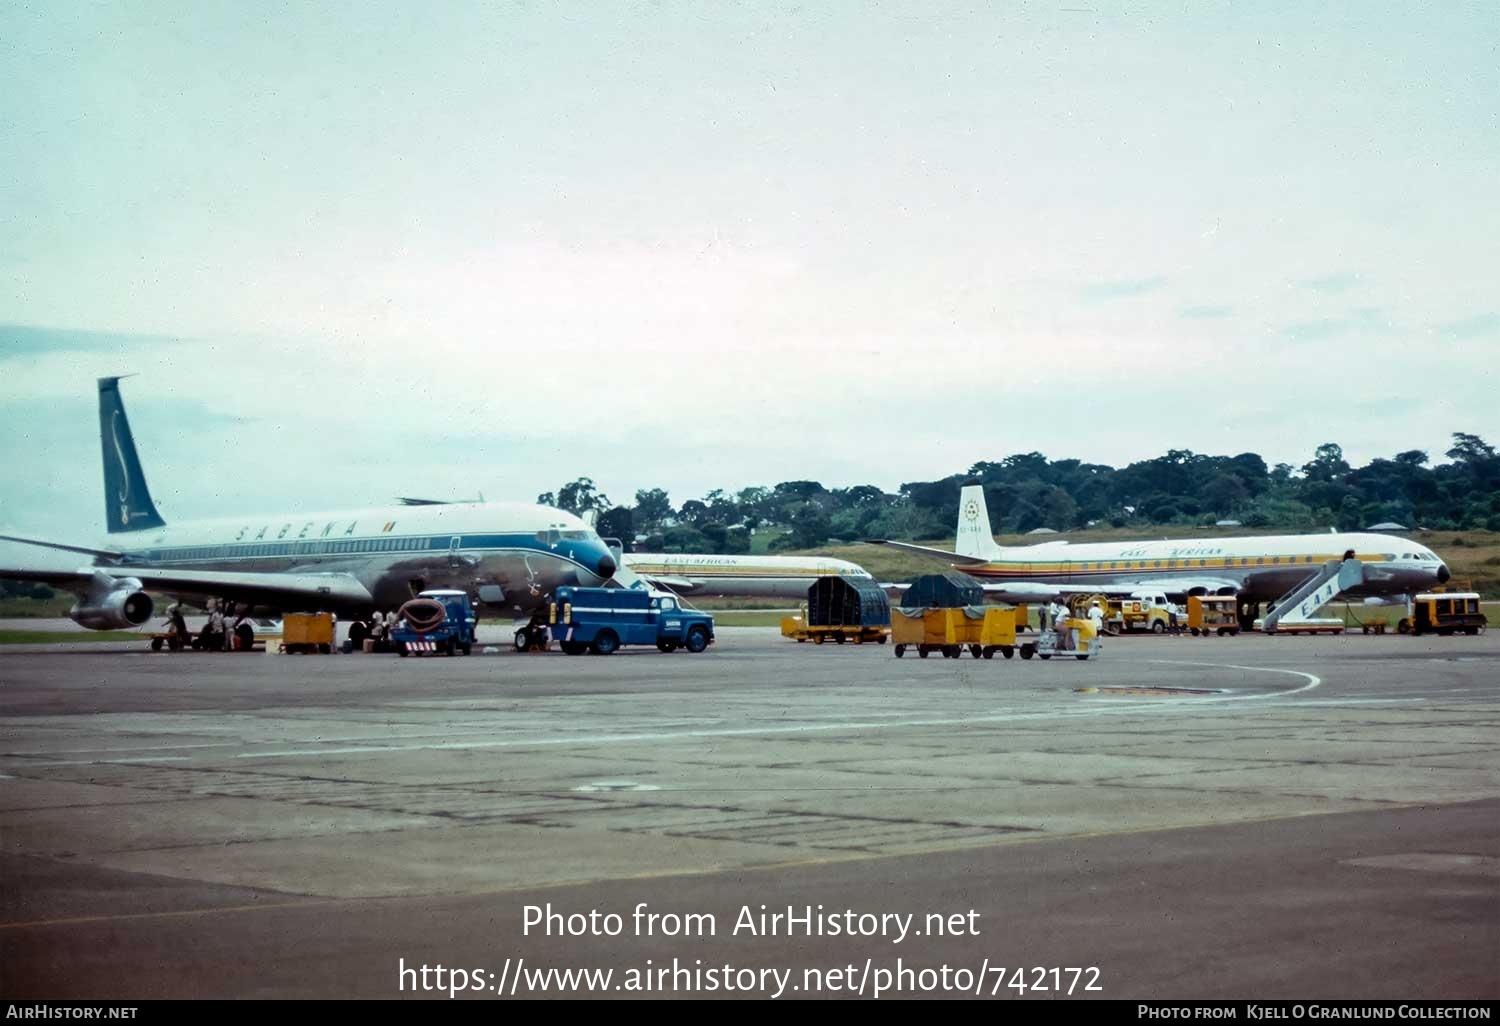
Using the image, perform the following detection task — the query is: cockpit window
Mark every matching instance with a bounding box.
[561,530,590,541]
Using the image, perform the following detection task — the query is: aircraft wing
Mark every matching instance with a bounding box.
[0,533,124,560]
[881,580,1063,603]
[0,562,372,608]
[1079,576,1242,597]
[969,576,1241,601]
[629,572,700,593]
[883,576,1242,605]
[865,540,991,565]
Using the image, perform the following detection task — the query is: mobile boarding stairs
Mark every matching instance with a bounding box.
[1260,559,1365,634]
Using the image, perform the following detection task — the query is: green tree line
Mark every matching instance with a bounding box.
[539,433,1500,553]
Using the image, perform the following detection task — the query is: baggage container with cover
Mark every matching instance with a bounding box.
[899,572,985,611]
[782,576,891,645]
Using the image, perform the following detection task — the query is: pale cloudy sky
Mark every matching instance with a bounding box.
[2,1,1497,540]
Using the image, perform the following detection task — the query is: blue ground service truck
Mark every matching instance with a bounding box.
[550,586,715,655]
[390,590,478,656]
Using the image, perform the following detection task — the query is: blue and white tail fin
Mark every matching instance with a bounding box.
[955,485,1003,560]
[98,377,165,533]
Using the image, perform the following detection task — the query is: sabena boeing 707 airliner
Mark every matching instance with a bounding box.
[0,378,618,636]
[877,485,1452,630]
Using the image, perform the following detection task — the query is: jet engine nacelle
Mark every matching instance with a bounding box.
[69,575,153,630]
[1362,595,1409,607]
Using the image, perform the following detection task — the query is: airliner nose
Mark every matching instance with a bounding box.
[1436,563,1451,584]
[597,553,617,579]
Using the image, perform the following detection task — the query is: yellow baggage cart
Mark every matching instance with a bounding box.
[282,612,335,654]
[1187,595,1240,636]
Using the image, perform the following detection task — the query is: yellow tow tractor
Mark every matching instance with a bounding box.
[1036,616,1103,661]
[1186,595,1240,636]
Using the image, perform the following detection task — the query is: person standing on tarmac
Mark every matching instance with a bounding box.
[1088,601,1105,637]
[168,603,189,649]
[206,602,224,651]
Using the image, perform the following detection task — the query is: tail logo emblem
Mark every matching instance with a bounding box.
[112,411,135,525]
[963,499,980,523]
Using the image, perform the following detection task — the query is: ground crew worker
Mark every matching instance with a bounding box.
[1088,601,1105,637]
[205,602,224,651]
[168,604,189,650]
[1049,600,1068,631]
[1049,600,1071,649]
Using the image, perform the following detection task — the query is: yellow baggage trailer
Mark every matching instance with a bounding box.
[282,612,335,654]
[892,608,971,658]
[780,576,893,645]
[975,607,1044,660]
[893,607,1045,659]
[780,606,890,645]
[1187,595,1240,636]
